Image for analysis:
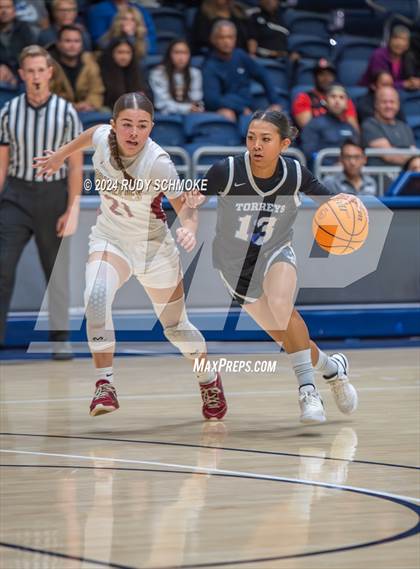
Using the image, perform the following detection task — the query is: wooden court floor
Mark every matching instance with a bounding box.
[0,347,419,569]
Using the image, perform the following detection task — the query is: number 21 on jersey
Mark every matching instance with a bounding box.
[235,215,276,246]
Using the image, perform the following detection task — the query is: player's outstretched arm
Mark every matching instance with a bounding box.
[33,125,102,177]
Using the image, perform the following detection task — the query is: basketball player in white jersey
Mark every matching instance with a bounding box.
[34,92,227,420]
[186,110,358,424]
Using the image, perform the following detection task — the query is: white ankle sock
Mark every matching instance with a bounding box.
[197,370,217,384]
[314,350,339,378]
[96,367,113,383]
[289,349,316,390]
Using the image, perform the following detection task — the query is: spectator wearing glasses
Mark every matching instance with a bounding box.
[39,0,92,51]
[323,140,377,196]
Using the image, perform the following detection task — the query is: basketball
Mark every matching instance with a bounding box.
[312,196,369,255]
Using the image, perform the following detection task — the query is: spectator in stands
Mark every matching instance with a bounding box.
[301,84,359,164]
[323,139,377,196]
[97,6,147,60]
[360,25,420,91]
[49,25,104,111]
[14,0,49,33]
[292,58,359,132]
[100,38,151,110]
[39,0,92,51]
[0,0,36,87]
[356,70,406,124]
[248,0,299,61]
[361,86,416,166]
[202,20,281,121]
[191,0,250,55]
[150,39,204,115]
[87,0,156,54]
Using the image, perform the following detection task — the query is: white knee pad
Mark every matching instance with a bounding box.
[163,318,207,359]
[84,260,120,352]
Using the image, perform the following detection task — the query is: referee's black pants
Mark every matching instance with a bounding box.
[0,177,70,345]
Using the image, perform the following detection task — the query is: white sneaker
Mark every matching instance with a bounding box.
[324,353,358,414]
[299,387,326,424]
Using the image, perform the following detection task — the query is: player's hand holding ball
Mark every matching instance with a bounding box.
[312,194,369,255]
[176,227,196,253]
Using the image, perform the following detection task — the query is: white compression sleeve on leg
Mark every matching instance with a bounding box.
[152,297,207,359]
[84,260,120,352]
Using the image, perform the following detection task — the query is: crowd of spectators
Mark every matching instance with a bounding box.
[0,0,419,195]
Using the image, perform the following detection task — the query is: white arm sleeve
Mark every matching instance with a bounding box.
[149,154,183,200]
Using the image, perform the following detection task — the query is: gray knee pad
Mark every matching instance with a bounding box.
[84,260,119,352]
[163,318,207,359]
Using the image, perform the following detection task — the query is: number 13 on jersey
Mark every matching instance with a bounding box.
[235,215,277,246]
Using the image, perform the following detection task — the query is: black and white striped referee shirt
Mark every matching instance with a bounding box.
[0,93,82,182]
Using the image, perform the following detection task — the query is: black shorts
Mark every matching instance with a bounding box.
[218,243,297,306]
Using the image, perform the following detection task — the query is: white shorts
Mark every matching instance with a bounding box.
[88,225,182,289]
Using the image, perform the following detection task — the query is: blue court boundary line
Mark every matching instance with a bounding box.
[1,432,418,471]
[0,464,419,569]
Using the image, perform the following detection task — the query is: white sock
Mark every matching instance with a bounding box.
[195,360,217,384]
[96,367,113,383]
[314,349,339,378]
[289,349,316,391]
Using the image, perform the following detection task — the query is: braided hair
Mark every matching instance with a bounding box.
[108,92,154,181]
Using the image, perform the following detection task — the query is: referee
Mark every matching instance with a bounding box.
[0,45,83,359]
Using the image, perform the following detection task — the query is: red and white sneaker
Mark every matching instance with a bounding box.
[89,380,120,417]
[199,373,227,420]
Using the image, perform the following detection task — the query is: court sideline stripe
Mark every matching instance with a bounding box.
[1,448,419,503]
[1,432,418,471]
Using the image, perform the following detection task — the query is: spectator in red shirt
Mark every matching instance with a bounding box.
[292,58,359,132]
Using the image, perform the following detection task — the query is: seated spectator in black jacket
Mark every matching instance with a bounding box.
[191,0,250,54]
[301,85,359,164]
[39,0,92,51]
[0,0,36,86]
[361,86,416,167]
[356,70,405,124]
[100,38,151,110]
[323,139,377,196]
[203,20,281,121]
[248,0,298,61]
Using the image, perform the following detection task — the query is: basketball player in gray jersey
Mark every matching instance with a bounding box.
[190,110,359,424]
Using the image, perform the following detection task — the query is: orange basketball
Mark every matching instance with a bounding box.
[312,196,369,255]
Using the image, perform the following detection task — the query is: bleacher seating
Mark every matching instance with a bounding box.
[149,7,186,37]
[284,10,330,37]
[0,0,417,182]
[401,92,420,119]
[288,34,332,59]
[156,31,180,55]
[152,114,185,146]
[184,113,242,146]
[258,58,290,90]
[337,59,369,86]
